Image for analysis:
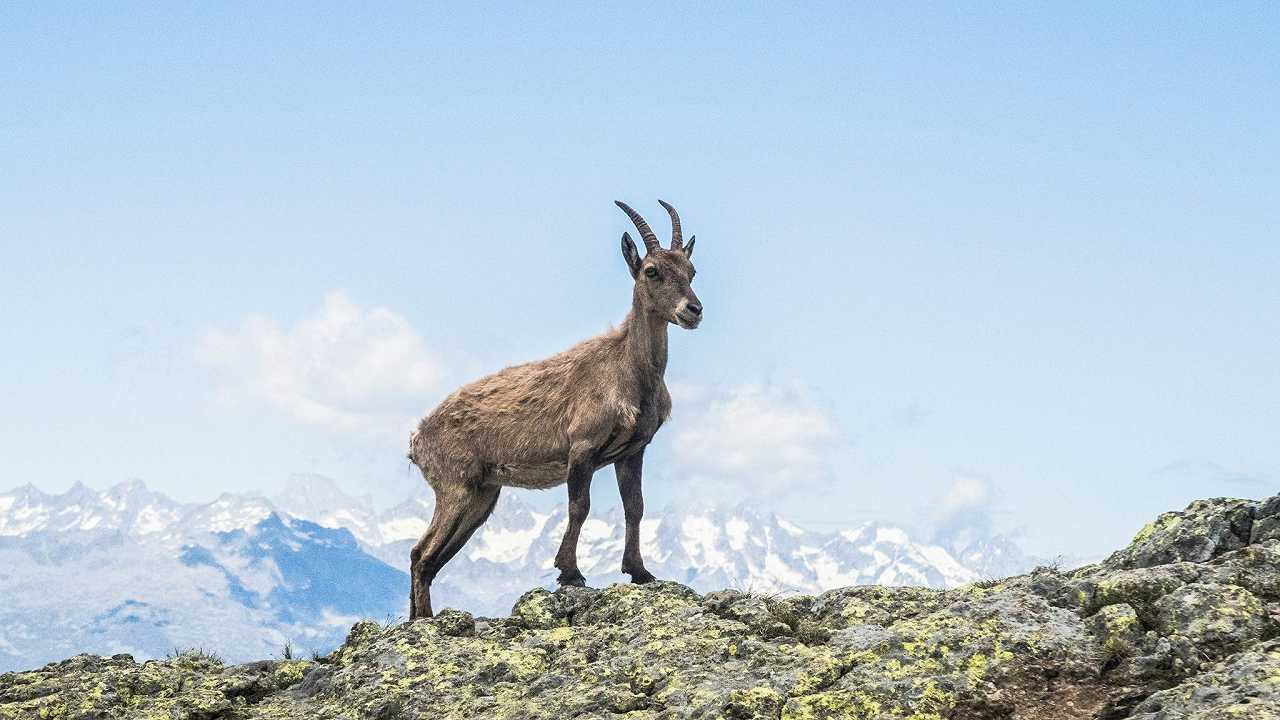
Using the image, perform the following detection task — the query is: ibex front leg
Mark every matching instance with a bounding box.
[554,442,594,587]
[616,451,656,583]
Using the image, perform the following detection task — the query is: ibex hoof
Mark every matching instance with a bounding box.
[557,571,587,587]
[627,568,656,584]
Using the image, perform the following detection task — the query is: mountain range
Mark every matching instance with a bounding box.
[0,476,1041,671]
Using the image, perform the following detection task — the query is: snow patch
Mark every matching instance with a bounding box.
[134,506,177,535]
[839,526,868,543]
[808,553,863,588]
[468,512,550,564]
[725,517,749,550]
[202,500,272,532]
[379,517,429,542]
[323,510,369,531]
[763,551,806,588]
[681,516,727,567]
[579,518,614,544]
[874,527,909,545]
[777,518,805,536]
[918,545,978,587]
[639,519,666,562]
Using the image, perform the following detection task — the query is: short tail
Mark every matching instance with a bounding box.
[407,427,422,467]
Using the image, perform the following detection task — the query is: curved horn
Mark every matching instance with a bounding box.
[615,201,660,252]
[657,199,683,250]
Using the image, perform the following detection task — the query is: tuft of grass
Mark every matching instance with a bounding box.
[723,577,790,603]
[1100,637,1135,670]
[280,640,294,661]
[1032,556,1066,575]
[166,647,224,665]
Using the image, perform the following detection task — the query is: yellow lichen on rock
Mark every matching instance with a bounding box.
[4,494,1280,720]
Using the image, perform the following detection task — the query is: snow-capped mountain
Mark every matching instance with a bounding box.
[266,477,1024,607]
[266,475,1035,595]
[0,480,184,539]
[0,478,1040,671]
[0,481,405,671]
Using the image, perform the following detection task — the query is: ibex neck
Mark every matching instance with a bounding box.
[622,307,669,378]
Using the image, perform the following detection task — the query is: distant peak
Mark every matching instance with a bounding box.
[235,511,291,535]
[106,478,151,496]
[65,481,97,499]
[493,492,536,514]
[657,497,760,517]
[276,473,373,513]
[7,482,46,498]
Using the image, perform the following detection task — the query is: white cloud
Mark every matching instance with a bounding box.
[938,474,991,517]
[1152,460,1270,490]
[670,382,840,498]
[195,292,447,434]
[930,472,997,545]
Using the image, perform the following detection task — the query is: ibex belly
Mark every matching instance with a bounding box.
[491,461,569,489]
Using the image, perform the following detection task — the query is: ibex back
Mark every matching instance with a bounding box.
[406,200,702,618]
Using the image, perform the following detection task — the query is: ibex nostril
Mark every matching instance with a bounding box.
[687,303,702,316]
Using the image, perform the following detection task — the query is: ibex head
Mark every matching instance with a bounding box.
[616,200,703,330]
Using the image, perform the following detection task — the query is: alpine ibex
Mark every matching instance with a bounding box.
[406,200,702,618]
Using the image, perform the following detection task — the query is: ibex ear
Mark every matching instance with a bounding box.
[621,232,643,278]
[684,235,695,259]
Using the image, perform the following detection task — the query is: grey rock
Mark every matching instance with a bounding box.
[1079,562,1207,622]
[1152,583,1275,661]
[1104,498,1256,570]
[1127,639,1280,719]
[432,608,476,637]
[1203,541,1280,600]
[5,493,1280,720]
[1251,495,1280,544]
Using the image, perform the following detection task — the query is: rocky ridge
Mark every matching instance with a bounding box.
[2,493,1277,719]
[0,477,1042,671]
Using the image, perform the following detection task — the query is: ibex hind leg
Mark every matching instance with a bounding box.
[409,500,465,620]
[427,485,500,583]
[409,483,500,619]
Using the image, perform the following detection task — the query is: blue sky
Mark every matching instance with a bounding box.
[2,3,1277,557]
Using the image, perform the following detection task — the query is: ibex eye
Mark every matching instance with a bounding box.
[644,267,658,279]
